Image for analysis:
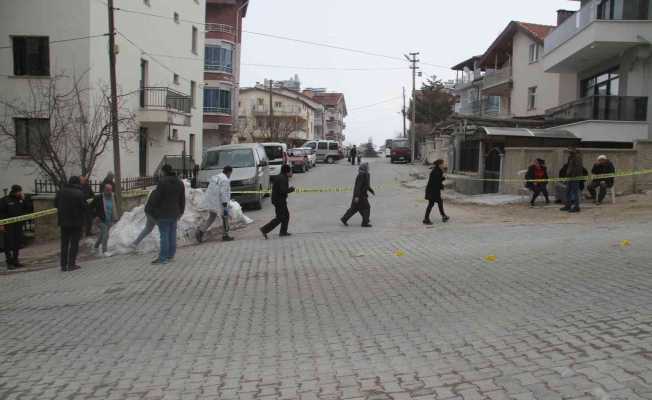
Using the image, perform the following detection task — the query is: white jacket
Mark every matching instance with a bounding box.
[199,172,231,212]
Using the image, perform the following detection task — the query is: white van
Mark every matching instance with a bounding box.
[303,140,342,164]
[262,143,288,181]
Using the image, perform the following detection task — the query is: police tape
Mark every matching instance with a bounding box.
[231,181,402,195]
[460,168,652,184]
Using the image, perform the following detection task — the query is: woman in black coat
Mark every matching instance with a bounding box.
[424,159,449,225]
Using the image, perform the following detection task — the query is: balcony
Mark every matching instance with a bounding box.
[482,66,512,96]
[139,87,192,127]
[251,105,306,119]
[544,0,652,73]
[546,96,648,122]
[205,63,233,74]
[205,23,235,35]
[459,97,508,118]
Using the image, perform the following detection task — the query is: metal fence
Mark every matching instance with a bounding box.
[34,176,159,194]
[546,96,648,122]
[140,87,192,114]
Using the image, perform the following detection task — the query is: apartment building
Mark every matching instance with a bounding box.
[544,0,652,142]
[203,0,249,148]
[0,0,205,192]
[237,86,321,145]
[303,89,348,143]
[451,56,503,117]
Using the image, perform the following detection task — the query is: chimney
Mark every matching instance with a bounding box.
[557,9,575,26]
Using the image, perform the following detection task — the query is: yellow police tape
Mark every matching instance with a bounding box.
[2,169,652,226]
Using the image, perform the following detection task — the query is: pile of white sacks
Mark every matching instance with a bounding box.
[100,181,253,256]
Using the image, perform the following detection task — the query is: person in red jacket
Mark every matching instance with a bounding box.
[525,159,550,207]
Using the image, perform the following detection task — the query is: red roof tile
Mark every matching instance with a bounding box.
[311,93,344,107]
[516,22,556,42]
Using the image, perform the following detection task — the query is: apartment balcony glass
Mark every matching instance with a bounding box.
[251,105,306,119]
[205,45,233,73]
[482,66,512,96]
[544,0,652,72]
[204,88,232,114]
[545,95,648,122]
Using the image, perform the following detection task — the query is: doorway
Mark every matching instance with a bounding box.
[139,127,148,177]
[484,147,503,194]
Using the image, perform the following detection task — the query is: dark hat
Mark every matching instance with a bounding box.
[161,164,174,175]
[10,184,22,193]
[223,165,233,174]
[68,176,81,185]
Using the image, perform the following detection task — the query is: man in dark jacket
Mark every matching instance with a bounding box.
[341,162,375,227]
[55,177,86,271]
[587,155,616,205]
[525,158,550,206]
[424,159,450,225]
[350,146,357,166]
[561,150,585,213]
[0,185,27,269]
[260,164,295,239]
[147,164,185,264]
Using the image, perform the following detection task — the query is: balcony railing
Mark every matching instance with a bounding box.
[545,0,652,54]
[546,96,648,122]
[205,63,233,74]
[251,104,305,117]
[204,106,231,114]
[459,97,505,118]
[205,23,235,35]
[140,87,192,114]
[483,65,512,89]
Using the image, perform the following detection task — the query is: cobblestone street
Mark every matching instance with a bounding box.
[1,160,652,400]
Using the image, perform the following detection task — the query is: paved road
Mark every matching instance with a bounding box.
[1,159,652,400]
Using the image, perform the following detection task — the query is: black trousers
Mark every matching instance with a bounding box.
[425,199,446,221]
[60,226,82,269]
[262,203,290,235]
[588,181,610,203]
[530,184,550,204]
[342,198,371,225]
[3,225,22,265]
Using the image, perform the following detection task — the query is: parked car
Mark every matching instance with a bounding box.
[198,143,270,210]
[262,143,288,182]
[288,148,311,173]
[303,140,343,164]
[299,147,317,168]
[390,139,411,163]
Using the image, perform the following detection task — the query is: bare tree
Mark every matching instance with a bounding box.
[237,115,304,145]
[0,72,136,186]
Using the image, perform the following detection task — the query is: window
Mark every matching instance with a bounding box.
[528,43,541,63]
[174,12,180,24]
[12,36,49,76]
[257,98,264,106]
[274,101,283,108]
[203,88,231,113]
[318,142,328,150]
[143,0,150,6]
[527,87,537,110]
[204,44,233,73]
[191,26,198,54]
[190,81,196,108]
[581,67,619,97]
[14,118,49,156]
[173,74,180,85]
[172,129,179,140]
[328,143,339,151]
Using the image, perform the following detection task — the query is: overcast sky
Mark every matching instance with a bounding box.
[240,0,579,146]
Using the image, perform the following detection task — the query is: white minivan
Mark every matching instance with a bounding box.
[303,140,342,164]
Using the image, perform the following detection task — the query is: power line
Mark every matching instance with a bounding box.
[242,63,407,72]
[0,33,109,50]
[349,96,403,111]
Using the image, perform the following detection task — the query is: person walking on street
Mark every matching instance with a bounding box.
[423,159,450,225]
[260,164,295,239]
[79,176,95,237]
[0,185,28,270]
[560,150,585,213]
[92,183,120,256]
[341,162,375,227]
[131,190,157,249]
[147,164,185,265]
[350,146,357,166]
[197,166,234,243]
[55,177,86,271]
[587,155,616,205]
[525,158,550,207]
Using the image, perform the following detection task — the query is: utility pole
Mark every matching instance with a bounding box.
[402,86,407,138]
[268,79,274,140]
[405,52,419,162]
[107,0,122,200]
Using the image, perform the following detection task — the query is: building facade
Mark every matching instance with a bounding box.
[203,0,249,148]
[302,89,347,143]
[237,86,321,146]
[0,0,205,193]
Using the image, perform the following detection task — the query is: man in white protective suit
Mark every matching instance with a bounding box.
[196,165,234,243]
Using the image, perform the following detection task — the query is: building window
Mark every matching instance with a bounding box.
[581,67,619,97]
[204,44,233,73]
[14,118,49,157]
[527,87,537,110]
[174,12,180,24]
[12,36,49,76]
[190,81,197,108]
[528,43,541,63]
[257,98,264,106]
[191,26,198,54]
[172,129,179,140]
[143,0,150,6]
[274,101,283,108]
[204,88,231,114]
[173,74,180,85]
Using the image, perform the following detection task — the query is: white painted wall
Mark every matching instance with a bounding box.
[0,0,205,193]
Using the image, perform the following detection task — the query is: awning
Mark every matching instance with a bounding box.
[481,127,578,139]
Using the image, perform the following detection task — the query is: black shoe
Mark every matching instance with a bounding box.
[6,263,17,271]
[442,216,450,223]
[340,218,348,227]
[361,224,372,228]
[280,232,292,237]
[13,262,25,269]
[151,259,162,265]
[196,230,204,244]
[569,207,581,213]
[560,207,571,211]
[67,265,81,271]
[423,220,433,225]
[545,199,550,204]
[222,235,234,242]
[260,228,268,240]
